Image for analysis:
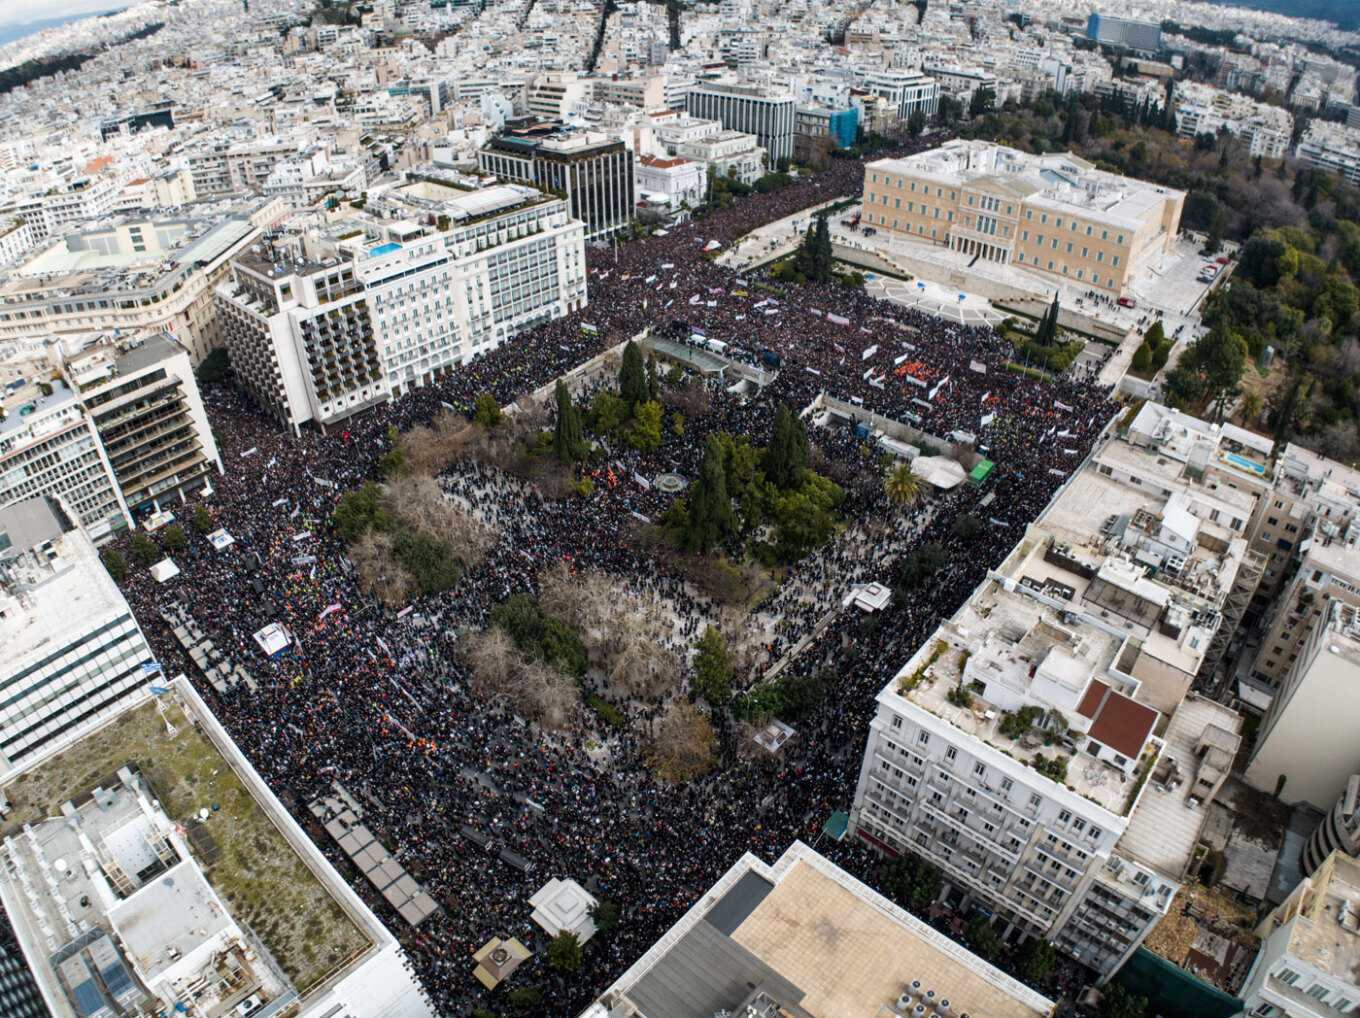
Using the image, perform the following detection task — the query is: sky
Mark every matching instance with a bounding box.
[0,2,129,31]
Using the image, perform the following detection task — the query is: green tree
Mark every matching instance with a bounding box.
[763,404,808,490]
[195,347,231,383]
[884,461,922,507]
[619,340,648,409]
[1185,325,1248,421]
[473,393,502,427]
[669,412,684,436]
[1099,984,1148,1018]
[1239,389,1264,426]
[813,214,834,282]
[881,854,942,906]
[1143,321,1165,348]
[969,86,996,118]
[628,400,663,453]
[193,503,212,533]
[587,390,630,434]
[101,547,127,581]
[391,530,460,595]
[552,379,586,461]
[588,899,621,935]
[963,914,1002,960]
[1014,937,1056,982]
[546,930,583,972]
[162,524,187,551]
[1131,342,1152,371]
[506,985,540,1007]
[685,435,736,552]
[131,532,158,566]
[907,109,927,137]
[953,513,982,539]
[691,625,733,702]
[333,482,395,542]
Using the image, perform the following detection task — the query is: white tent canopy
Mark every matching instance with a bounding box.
[207,529,235,550]
[149,559,180,583]
[914,455,969,491]
[529,878,598,943]
[253,623,291,657]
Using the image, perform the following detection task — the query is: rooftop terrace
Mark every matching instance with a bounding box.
[0,695,370,993]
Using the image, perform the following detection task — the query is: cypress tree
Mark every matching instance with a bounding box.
[686,435,735,552]
[619,340,647,409]
[813,215,834,282]
[553,378,585,461]
[647,351,660,400]
[764,404,808,489]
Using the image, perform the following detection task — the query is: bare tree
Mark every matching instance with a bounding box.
[383,475,494,568]
[348,530,412,606]
[647,700,718,784]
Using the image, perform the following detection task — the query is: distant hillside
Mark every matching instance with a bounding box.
[1212,0,1358,32]
[0,10,124,49]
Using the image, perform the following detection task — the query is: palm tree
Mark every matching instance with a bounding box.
[884,461,922,507]
[1239,390,1263,428]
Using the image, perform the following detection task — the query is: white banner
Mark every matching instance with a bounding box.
[861,344,879,361]
[969,359,988,374]
[634,472,651,490]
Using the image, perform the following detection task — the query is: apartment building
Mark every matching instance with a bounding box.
[1243,445,1360,702]
[1238,851,1360,1018]
[590,74,666,109]
[218,185,585,433]
[479,124,634,239]
[526,72,590,120]
[1301,775,1360,876]
[4,175,122,243]
[0,198,288,364]
[794,104,858,162]
[859,68,941,122]
[677,130,767,185]
[851,417,1246,979]
[1174,82,1294,160]
[0,387,128,541]
[922,64,1004,106]
[186,138,300,197]
[1245,602,1360,812]
[1297,121,1360,186]
[649,110,722,154]
[0,496,158,772]
[579,841,1055,1018]
[862,141,1185,296]
[686,82,796,163]
[64,334,221,515]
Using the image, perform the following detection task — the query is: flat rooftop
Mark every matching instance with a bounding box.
[589,842,1053,1018]
[901,584,1137,815]
[0,506,130,667]
[1116,694,1242,879]
[0,696,370,994]
[1274,852,1360,989]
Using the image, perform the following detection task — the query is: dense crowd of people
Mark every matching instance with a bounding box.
[111,148,1118,1016]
